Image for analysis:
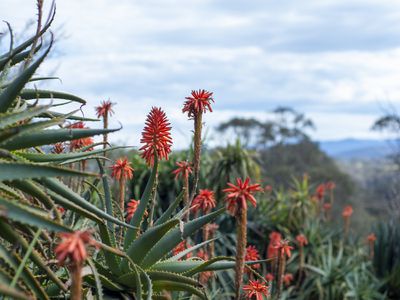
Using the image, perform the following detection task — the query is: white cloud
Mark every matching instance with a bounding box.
[3,0,400,147]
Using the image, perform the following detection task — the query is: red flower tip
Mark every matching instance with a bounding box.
[274,239,294,258]
[52,143,65,154]
[191,189,216,214]
[126,199,147,222]
[182,89,214,118]
[267,231,282,259]
[245,245,260,271]
[296,234,308,247]
[323,202,332,211]
[325,181,336,190]
[223,177,262,216]
[54,230,98,266]
[140,107,172,166]
[243,280,269,300]
[110,158,134,180]
[367,233,376,243]
[172,161,193,180]
[245,245,260,262]
[172,240,192,259]
[265,273,274,282]
[95,99,115,118]
[283,273,294,286]
[67,121,85,129]
[342,205,353,218]
[66,122,94,151]
[315,183,326,201]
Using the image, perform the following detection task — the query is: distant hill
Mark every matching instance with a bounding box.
[318,138,396,160]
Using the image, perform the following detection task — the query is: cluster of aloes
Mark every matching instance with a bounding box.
[49,89,273,299]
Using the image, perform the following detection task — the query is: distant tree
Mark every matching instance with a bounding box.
[216,106,315,149]
[216,117,261,147]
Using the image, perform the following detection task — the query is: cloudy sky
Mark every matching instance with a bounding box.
[2,0,400,147]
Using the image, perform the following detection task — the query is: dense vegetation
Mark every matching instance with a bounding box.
[1,2,400,300]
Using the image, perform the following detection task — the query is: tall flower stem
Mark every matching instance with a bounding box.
[276,251,286,300]
[148,172,159,227]
[119,177,126,218]
[234,207,247,300]
[190,112,203,204]
[183,172,190,222]
[70,264,83,300]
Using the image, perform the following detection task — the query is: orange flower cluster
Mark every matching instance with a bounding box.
[140,107,172,166]
[55,231,98,266]
[223,177,262,216]
[182,89,214,118]
[110,158,134,180]
[243,280,269,300]
[191,189,216,214]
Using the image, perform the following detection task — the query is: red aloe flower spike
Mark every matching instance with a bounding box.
[342,205,353,218]
[95,99,115,118]
[342,205,354,237]
[172,240,192,259]
[110,158,134,215]
[275,239,294,258]
[110,158,134,180]
[296,234,308,275]
[140,107,172,166]
[191,189,216,214]
[67,122,94,152]
[223,177,262,216]
[275,239,293,299]
[183,90,214,215]
[95,99,115,157]
[267,231,282,259]
[315,183,326,201]
[367,233,377,259]
[223,177,262,299]
[283,273,294,286]
[265,273,274,282]
[55,230,98,266]
[296,234,308,247]
[182,89,214,118]
[243,280,269,300]
[55,230,98,300]
[126,199,148,222]
[52,143,65,154]
[245,245,261,273]
[172,161,193,180]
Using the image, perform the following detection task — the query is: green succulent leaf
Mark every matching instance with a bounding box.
[153,281,207,300]
[122,219,180,271]
[0,104,50,129]
[0,219,66,291]
[0,243,49,299]
[141,208,225,269]
[0,41,52,113]
[0,196,70,232]
[124,157,159,250]
[154,191,184,226]
[17,146,129,163]
[0,127,119,150]
[0,161,95,181]
[20,89,87,104]
[40,177,135,229]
